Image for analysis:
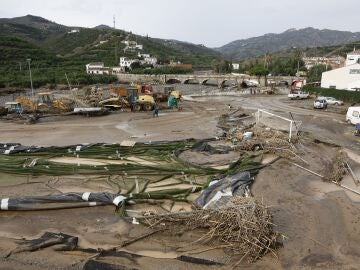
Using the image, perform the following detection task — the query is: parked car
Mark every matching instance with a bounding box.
[318,96,343,105]
[314,99,328,109]
[346,107,360,125]
[288,91,309,99]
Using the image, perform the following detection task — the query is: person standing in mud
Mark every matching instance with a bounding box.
[153,104,159,118]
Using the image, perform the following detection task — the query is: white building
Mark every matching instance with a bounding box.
[67,29,80,34]
[144,56,157,66]
[303,56,345,70]
[232,63,240,70]
[345,49,360,66]
[138,53,150,58]
[321,63,360,90]
[86,62,105,74]
[321,50,360,90]
[137,53,157,65]
[111,67,124,74]
[119,57,138,68]
[122,40,143,52]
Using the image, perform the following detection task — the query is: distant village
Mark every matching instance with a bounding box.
[85,39,192,75]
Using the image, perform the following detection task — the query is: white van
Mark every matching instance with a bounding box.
[346,107,360,125]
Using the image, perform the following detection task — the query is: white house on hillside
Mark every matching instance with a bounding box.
[321,49,360,90]
[119,57,138,68]
[138,53,157,66]
[86,62,105,74]
[122,40,143,52]
[232,63,240,70]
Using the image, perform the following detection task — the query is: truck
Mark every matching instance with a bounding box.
[346,107,360,125]
[288,90,309,100]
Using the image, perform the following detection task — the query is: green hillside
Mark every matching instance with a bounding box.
[235,40,360,77]
[0,36,116,88]
[0,15,222,88]
[217,27,360,61]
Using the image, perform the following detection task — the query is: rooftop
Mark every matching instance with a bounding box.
[347,49,360,55]
[87,62,104,66]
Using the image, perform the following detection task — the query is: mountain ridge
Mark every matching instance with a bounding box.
[216,27,360,61]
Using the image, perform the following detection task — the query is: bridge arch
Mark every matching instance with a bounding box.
[184,79,200,84]
[165,78,182,84]
[220,80,227,88]
[221,79,238,88]
[202,79,218,86]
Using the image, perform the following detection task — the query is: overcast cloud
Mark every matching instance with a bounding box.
[0,0,359,47]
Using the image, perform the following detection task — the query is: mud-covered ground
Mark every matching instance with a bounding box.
[1,86,360,269]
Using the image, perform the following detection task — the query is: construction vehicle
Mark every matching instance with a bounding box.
[164,86,182,109]
[16,92,73,113]
[136,84,153,95]
[108,86,155,112]
[164,86,181,99]
[290,80,306,93]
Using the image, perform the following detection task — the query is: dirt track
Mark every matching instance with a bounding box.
[1,92,360,269]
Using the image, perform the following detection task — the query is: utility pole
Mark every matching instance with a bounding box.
[26,59,34,98]
[264,53,267,68]
[113,15,118,66]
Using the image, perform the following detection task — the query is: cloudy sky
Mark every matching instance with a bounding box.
[0,0,359,47]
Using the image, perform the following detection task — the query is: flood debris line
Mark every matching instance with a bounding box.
[143,197,279,263]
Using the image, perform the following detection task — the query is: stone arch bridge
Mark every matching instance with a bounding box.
[116,73,299,88]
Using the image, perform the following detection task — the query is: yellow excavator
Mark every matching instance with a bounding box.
[16,92,73,113]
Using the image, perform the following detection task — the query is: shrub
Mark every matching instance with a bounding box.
[304,86,360,103]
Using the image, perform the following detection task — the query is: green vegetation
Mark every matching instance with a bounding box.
[238,49,306,76]
[0,36,117,88]
[0,15,223,88]
[249,65,269,77]
[304,85,360,103]
[212,59,232,73]
[307,65,331,83]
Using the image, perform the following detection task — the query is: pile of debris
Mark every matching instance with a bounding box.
[225,126,303,164]
[144,197,279,263]
[325,152,347,183]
